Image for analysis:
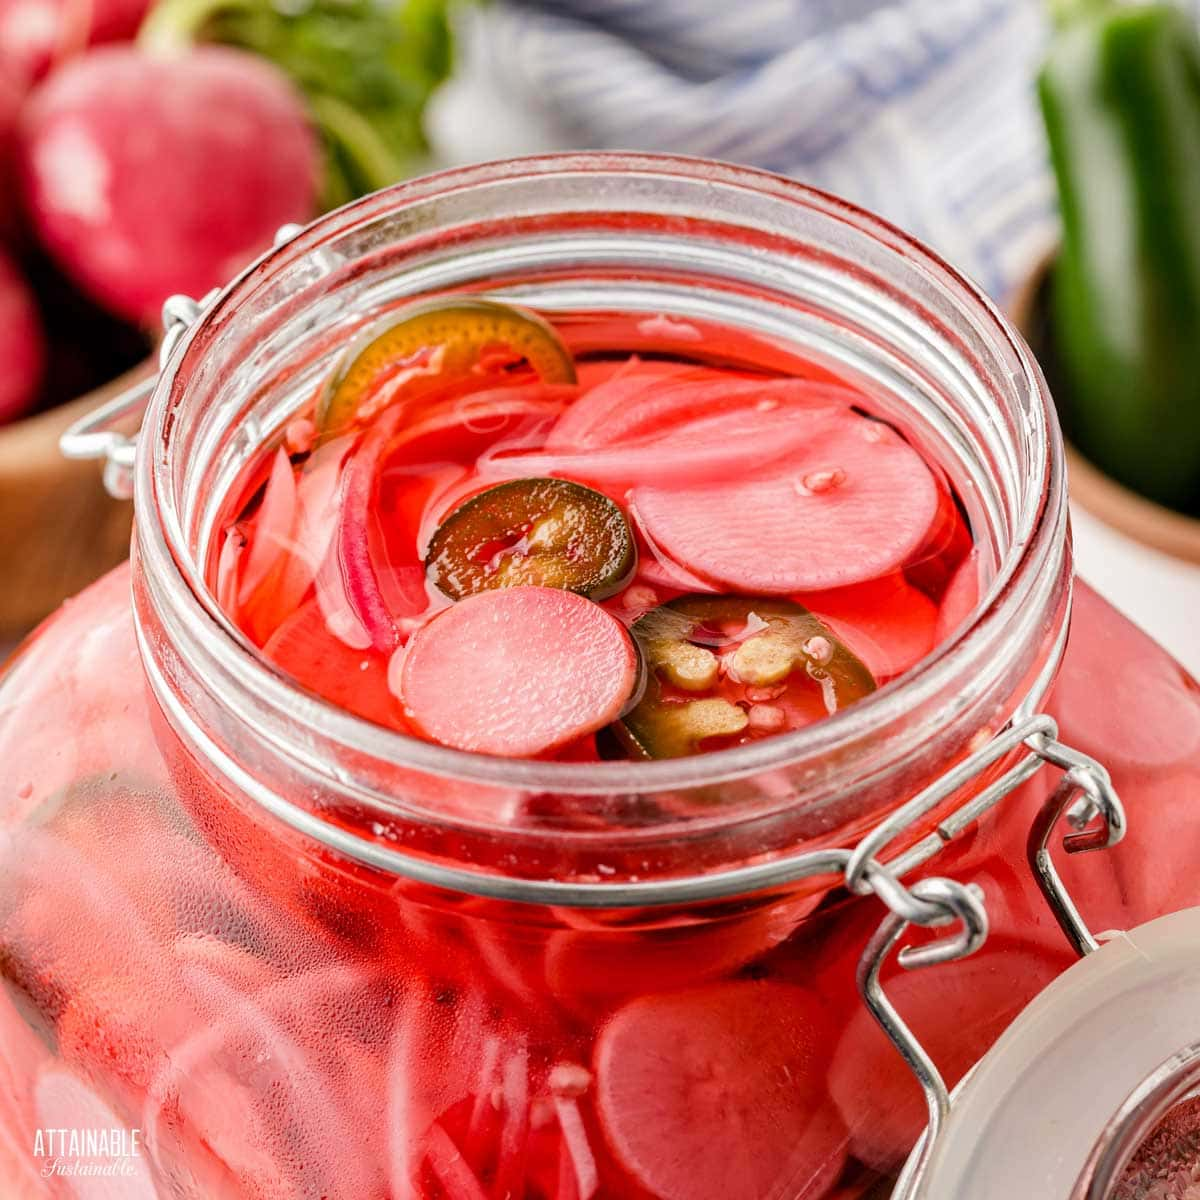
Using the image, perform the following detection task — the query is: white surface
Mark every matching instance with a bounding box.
[1072,502,1200,678]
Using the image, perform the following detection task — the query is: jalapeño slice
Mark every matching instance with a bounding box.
[426,477,636,601]
[620,595,876,759]
[318,297,577,434]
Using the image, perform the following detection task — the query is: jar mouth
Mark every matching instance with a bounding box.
[135,152,1066,799]
[1077,1042,1200,1199]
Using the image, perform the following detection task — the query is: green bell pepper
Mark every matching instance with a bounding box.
[1040,0,1200,511]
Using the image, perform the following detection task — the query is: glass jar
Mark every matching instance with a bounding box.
[3,153,1199,1200]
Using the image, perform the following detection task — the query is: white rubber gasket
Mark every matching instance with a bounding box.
[897,905,1200,1199]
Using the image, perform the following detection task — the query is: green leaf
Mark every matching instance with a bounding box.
[142,0,457,205]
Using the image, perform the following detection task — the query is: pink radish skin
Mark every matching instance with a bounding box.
[18,44,319,323]
[483,407,846,492]
[633,411,939,593]
[398,587,638,757]
[594,981,847,1200]
[545,359,707,451]
[552,375,852,452]
[0,0,151,85]
[0,248,45,423]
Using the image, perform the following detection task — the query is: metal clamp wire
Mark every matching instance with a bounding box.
[844,714,1058,911]
[857,876,990,1168]
[1028,749,1126,957]
[60,288,217,501]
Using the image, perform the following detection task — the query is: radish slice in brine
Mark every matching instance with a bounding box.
[545,360,707,450]
[594,981,847,1200]
[398,587,639,757]
[547,371,846,452]
[633,411,939,593]
[934,546,982,645]
[566,376,852,451]
[803,573,939,682]
[483,408,836,491]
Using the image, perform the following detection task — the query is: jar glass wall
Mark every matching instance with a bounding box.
[1,155,1198,1199]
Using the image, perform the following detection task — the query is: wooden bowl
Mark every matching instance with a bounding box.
[1009,253,1200,565]
[0,362,149,639]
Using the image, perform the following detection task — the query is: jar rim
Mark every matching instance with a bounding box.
[135,151,1065,796]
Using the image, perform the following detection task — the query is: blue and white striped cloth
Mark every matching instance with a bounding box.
[427,0,1059,303]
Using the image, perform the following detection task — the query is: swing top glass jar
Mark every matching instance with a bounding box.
[3,154,1200,1200]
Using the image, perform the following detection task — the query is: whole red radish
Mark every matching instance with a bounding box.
[0,70,21,242]
[18,44,320,325]
[0,248,46,423]
[0,0,152,86]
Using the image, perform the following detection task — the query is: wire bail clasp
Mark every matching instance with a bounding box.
[59,289,217,499]
[857,876,989,1177]
[1027,737,1126,956]
[849,715,1126,1187]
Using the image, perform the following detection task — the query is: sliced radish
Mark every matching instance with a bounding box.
[595,981,847,1200]
[568,376,851,450]
[933,547,981,645]
[399,587,638,757]
[1048,582,1200,771]
[235,448,298,644]
[803,573,938,682]
[630,518,719,595]
[546,360,708,450]
[545,910,786,1023]
[633,412,939,593]
[904,481,972,597]
[633,557,713,595]
[263,598,401,729]
[484,406,844,492]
